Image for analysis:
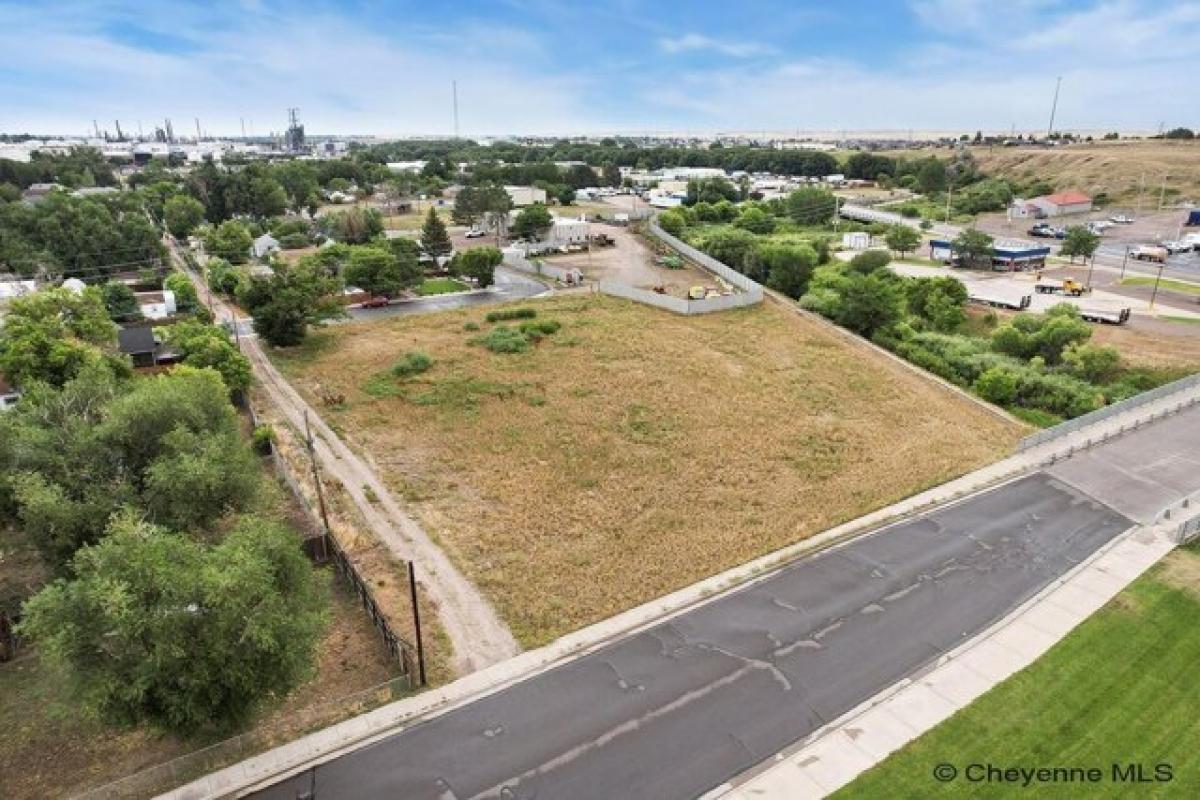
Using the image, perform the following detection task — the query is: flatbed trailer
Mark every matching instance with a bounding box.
[968,291,1031,311]
[1080,307,1131,325]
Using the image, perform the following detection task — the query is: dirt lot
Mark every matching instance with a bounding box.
[541,222,715,296]
[974,207,1194,248]
[271,295,1023,648]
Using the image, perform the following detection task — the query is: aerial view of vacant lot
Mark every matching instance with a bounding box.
[273,296,1023,647]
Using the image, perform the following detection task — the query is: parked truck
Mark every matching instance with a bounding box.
[1130,245,1168,263]
[1035,277,1090,296]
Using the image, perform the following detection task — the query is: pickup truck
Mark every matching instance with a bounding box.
[1028,224,1066,239]
[1110,214,1135,224]
[359,295,391,308]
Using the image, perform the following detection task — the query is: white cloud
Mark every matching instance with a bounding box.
[658,33,769,58]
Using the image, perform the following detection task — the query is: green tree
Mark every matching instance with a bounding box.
[848,249,892,274]
[164,195,206,240]
[241,264,344,348]
[452,246,503,288]
[162,320,252,394]
[207,221,253,264]
[699,228,761,277]
[344,246,404,297]
[840,271,906,338]
[1060,226,1100,264]
[419,207,453,257]
[685,176,738,205]
[511,203,554,241]
[760,242,818,299]
[0,287,119,388]
[884,224,921,257]
[657,210,687,237]
[905,276,968,332]
[785,187,838,225]
[601,162,621,187]
[974,366,1021,405]
[1062,342,1121,383]
[324,206,384,244]
[205,257,239,295]
[916,158,948,194]
[99,280,141,323]
[19,512,326,734]
[951,228,995,269]
[733,206,776,234]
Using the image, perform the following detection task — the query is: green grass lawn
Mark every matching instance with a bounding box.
[1121,277,1200,296]
[1161,315,1200,325]
[833,546,1200,799]
[417,277,469,296]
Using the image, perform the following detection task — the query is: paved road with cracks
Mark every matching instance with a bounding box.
[251,396,1200,800]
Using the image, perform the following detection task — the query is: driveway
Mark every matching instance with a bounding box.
[248,404,1200,800]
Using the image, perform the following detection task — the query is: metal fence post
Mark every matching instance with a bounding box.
[408,561,427,687]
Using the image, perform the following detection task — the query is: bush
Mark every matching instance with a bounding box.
[974,367,1021,405]
[518,319,561,340]
[848,249,892,274]
[472,326,531,353]
[251,424,276,455]
[392,351,433,378]
[486,307,537,322]
[464,321,480,331]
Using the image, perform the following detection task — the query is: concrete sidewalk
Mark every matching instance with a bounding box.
[160,377,1200,800]
[717,521,1177,799]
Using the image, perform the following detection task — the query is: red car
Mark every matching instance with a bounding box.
[360,296,390,308]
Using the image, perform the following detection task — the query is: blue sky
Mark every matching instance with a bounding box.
[2,0,1197,136]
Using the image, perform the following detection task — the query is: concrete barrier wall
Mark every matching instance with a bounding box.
[646,220,763,296]
[1018,372,1200,451]
[502,250,573,282]
[598,281,690,314]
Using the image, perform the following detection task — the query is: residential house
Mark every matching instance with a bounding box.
[21,182,61,204]
[117,327,181,369]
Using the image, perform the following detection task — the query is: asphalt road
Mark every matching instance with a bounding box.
[252,471,1139,800]
[345,267,546,322]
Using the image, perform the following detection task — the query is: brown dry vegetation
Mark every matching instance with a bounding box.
[272,295,1023,647]
[1089,322,1200,370]
[951,141,1199,205]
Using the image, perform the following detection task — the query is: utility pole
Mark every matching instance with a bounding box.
[407,562,427,686]
[452,79,460,139]
[1158,174,1168,211]
[303,410,333,534]
[1046,76,1062,140]
[1136,172,1146,219]
[1120,245,1130,279]
[195,117,202,143]
[1149,259,1166,310]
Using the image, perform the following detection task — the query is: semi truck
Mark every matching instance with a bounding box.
[1080,307,1131,326]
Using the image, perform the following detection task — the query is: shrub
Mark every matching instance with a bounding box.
[392,351,433,378]
[848,249,892,274]
[518,319,561,340]
[472,326,531,353]
[486,307,537,323]
[464,321,480,331]
[974,367,1020,405]
[251,424,276,455]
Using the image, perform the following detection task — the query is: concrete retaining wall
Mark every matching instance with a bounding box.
[646,220,764,295]
[1019,372,1200,451]
[502,249,573,282]
[597,281,761,316]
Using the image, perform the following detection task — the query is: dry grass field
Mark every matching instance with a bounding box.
[272,296,1024,647]
[900,141,1200,205]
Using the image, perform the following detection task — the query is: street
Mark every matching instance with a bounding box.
[248,404,1200,800]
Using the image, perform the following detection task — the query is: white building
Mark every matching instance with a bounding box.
[135,290,177,320]
[505,186,548,207]
[387,161,427,173]
[251,233,281,259]
[548,217,589,245]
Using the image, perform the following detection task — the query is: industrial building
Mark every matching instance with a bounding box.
[930,238,1051,271]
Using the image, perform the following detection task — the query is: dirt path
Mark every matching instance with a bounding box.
[169,241,521,675]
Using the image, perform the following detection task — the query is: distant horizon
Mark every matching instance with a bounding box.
[0,127,1179,143]
[3,1,1198,136]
